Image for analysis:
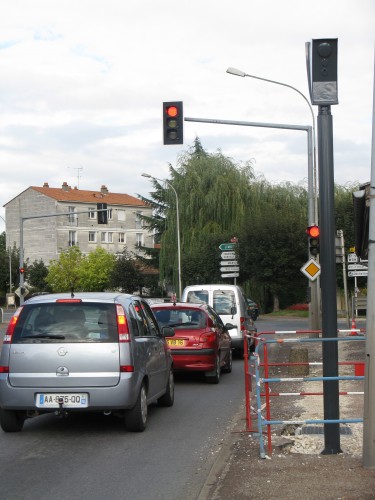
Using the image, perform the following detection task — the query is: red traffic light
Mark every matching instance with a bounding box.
[19,267,25,274]
[166,105,179,118]
[306,225,320,238]
[163,101,183,145]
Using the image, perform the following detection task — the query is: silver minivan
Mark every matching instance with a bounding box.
[181,284,256,355]
[0,292,175,432]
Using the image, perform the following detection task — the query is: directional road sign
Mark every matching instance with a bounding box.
[348,264,368,271]
[221,272,239,278]
[220,260,238,266]
[348,270,368,277]
[220,266,240,272]
[221,251,236,259]
[219,243,236,251]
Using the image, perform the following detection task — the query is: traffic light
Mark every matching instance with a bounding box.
[163,101,183,145]
[97,203,108,224]
[19,267,25,274]
[307,225,320,257]
[307,38,338,105]
[353,187,369,259]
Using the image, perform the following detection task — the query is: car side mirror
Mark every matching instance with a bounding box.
[225,323,235,330]
[162,326,175,338]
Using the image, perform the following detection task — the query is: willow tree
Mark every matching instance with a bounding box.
[158,139,255,292]
[239,181,308,311]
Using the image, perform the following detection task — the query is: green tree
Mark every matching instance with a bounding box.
[46,246,83,293]
[110,248,142,293]
[28,259,50,292]
[80,248,116,292]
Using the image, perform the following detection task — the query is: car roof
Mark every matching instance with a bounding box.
[151,302,208,311]
[24,292,141,305]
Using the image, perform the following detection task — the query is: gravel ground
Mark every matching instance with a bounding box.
[200,331,375,499]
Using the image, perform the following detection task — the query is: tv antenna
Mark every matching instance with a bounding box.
[68,166,83,188]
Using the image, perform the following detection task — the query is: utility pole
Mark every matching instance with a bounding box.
[363,50,375,469]
[307,38,341,454]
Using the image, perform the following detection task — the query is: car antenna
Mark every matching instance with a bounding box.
[70,288,75,298]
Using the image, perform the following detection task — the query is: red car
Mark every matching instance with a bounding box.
[151,302,233,383]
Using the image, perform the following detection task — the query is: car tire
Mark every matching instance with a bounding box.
[125,383,147,432]
[206,354,221,384]
[0,409,25,432]
[222,348,233,373]
[158,369,175,407]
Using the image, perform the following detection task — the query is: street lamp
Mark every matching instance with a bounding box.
[226,67,318,226]
[142,173,182,299]
[226,66,320,329]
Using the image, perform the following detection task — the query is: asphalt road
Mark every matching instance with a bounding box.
[0,314,358,499]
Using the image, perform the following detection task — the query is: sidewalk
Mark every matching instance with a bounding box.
[199,327,375,499]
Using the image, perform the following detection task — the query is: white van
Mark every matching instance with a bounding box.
[181,284,256,355]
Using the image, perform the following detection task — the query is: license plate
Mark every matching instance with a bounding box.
[36,393,88,408]
[167,338,185,347]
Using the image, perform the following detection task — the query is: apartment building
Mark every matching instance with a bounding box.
[4,182,153,265]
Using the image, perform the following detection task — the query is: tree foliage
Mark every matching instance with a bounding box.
[28,259,50,292]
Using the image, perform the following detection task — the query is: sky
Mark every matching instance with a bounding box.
[0,0,374,231]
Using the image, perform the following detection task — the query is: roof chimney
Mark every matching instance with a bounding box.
[43,182,49,188]
[62,182,70,192]
[100,185,109,194]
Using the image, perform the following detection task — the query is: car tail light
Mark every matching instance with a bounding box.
[116,304,130,342]
[120,365,134,372]
[199,331,216,343]
[240,317,246,331]
[3,307,23,344]
[0,366,9,373]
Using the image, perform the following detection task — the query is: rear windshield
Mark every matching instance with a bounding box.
[186,290,209,304]
[11,302,118,343]
[213,290,236,315]
[153,308,206,329]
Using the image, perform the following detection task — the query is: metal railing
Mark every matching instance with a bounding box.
[244,331,366,458]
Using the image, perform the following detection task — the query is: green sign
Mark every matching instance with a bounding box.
[219,243,236,251]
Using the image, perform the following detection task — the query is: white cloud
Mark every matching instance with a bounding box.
[0,0,374,231]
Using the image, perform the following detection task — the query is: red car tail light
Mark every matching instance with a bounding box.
[3,307,23,344]
[116,304,130,342]
[240,317,246,331]
[199,331,216,343]
[0,366,9,373]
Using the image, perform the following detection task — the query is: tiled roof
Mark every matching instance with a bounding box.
[31,183,148,207]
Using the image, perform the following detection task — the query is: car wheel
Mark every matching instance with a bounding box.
[0,409,25,432]
[158,369,175,407]
[206,354,221,384]
[125,383,147,432]
[222,348,233,373]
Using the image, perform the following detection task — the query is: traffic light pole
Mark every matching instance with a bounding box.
[185,116,320,329]
[317,104,341,454]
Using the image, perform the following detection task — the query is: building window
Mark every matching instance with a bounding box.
[88,208,96,219]
[101,232,113,243]
[118,210,126,222]
[136,233,144,247]
[135,211,142,229]
[107,208,113,220]
[68,206,77,223]
[69,231,77,246]
[119,232,126,244]
[89,231,97,243]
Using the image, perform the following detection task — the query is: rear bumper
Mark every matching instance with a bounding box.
[0,373,141,411]
[171,348,216,371]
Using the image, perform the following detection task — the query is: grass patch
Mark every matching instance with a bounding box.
[264,309,309,318]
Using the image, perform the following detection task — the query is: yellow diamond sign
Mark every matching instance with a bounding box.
[301,258,321,281]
